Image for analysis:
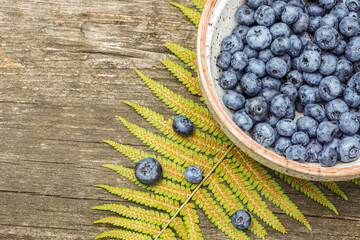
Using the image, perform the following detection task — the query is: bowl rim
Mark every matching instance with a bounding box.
[196,0,360,181]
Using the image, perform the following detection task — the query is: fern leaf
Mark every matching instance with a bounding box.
[164,41,197,72]
[216,160,286,234]
[95,184,179,215]
[204,173,267,239]
[95,229,152,240]
[181,204,204,240]
[103,140,190,187]
[191,0,207,11]
[275,172,338,215]
[135,69,228,140]
[321,182,348,200]
[170,2,201,27]
[171,217,191,240]
[352,178,360,186]
[118,116,214,173]
[193,188,250,240]
[123,101,230,157]
[161,59,202,96]
[230,150,311,231]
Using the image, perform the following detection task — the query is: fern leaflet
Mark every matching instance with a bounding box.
[352,178,360,186]
[181,204,204,240]
[170,2,201,27]
[164,42,197,71]
[95,229,152,240]
[191,0,207,11]
[321,182,348,200]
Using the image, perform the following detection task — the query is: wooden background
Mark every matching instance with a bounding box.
[0,0,359,239]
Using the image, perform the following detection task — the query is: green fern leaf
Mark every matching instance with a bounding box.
[275,172,338,215]
[231,150,311,231]
[191,0,207,11]
[171,217,191,240]
[95,229,152,240]
[352,178,360,186]
[161,59,202,96]
[95,184,179,215]
[321,182,348,200]
[164,42,197,72]
[170,2,201,27]
[181,204,204,240]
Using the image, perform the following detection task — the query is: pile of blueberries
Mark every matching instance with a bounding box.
[216,0,360,166]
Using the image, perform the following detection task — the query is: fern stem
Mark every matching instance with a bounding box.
[153,143,235,240]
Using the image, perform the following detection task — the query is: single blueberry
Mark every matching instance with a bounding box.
[276,119,297,137]
[252,122,277,147]
[234,83,243,95]
[272,1,287,19]
[248,0,267,9]
[233,109,254,131]
[221,35,243,54]
[271,37,291,55]
[184,166,203,183]
[219,68,238,89]
[339,136,360,162]
[232,25,250,43]
[295,101,305,112]
[303,72,323,86]
[317,121,340,143]
[266,57,288,78]
[299,85,317,105]
[246,26,273,50]
[319,0,337,10]
[254,5,276,27]
[281,5,300,25]
[319,53,338,76]
[173,115,194,136]
[236,5,256,26]
[315,26,340,50]
[279,54,292,72]
[305,2,324,16]
[297,116,319,137]
[283,104,296,119]
[318,145,338,167]
[347,71,360,89]
[318,76,342,101]
[259,87,280,103]
[246,58,266,77]
[223,90,246,111]
[258,49,275,63]
[286,70,303,89]
[299,50,321,72]
[339,112,360,135]
[353,61,360,72]
[292,13,310,34]
[300,32,314,46]
[304,42,322,55]
[245,96,269,122]
[325,99,349,121]
[291,131,310,146]
[216,52,231,69]
[262,76,281,90]
[292,57,302,71]
[345,38,360,62]
[289,0,305,9]
[304,104,326,122]
[240,72,262,96]
[288,34,303,57]
[270,94,291,118]
[331,40,346,55]
[343,87,360,107]
[232,210,251,230]
[320,14,339,29]
[334,59,353,82]
[306,139,323,162]
[346,0,360,11]
[280,82,298,102]
[265,113,281,127]
[308,16,322,33]
[231,51,249,71]
[339,16,360,37]
[270,22,291,39]
[243,45,259,58]
[135,158,163,185]
[275,137,293,156]
[348,11,359,18]
[286,145,308,162]
[330,3,350,21]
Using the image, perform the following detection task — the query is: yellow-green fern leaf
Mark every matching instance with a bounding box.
[230,150,311,231]
[95,229,152,240]
[191,0,207,11]
[352,178,360,186]
[181,204,204,240]
[164,42,197,72]
[170,2,201,27]
[95,185,179,215]
[171,217,191,240]
[275,172,338,215]
[162,59,202,96]
[321,182,348,200]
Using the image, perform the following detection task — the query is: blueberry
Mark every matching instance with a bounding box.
[318,145,338,167]
[231,51,248,71]
[233,109,254,131]
[348,11,359,18]
[270,23,291,39]
[135,158,163,185]
[346,0,360,11]
[303,72,323,86]
[308,17,322,33]
[246,58,266,77]
[280,82,298,102]
[232,210,251,230]
[216,52,231,69]
[330,39,346,55]
[325,99,349,121]
[265,113,281,127]
[354,61,360,72]
[245,96,269,122]
[318,76,342,101]
[305,2,324,17]
[344,87,360,107]
[306,139,323,162]
[288,0,305,9]
[286,145,308,162]
[295,101,305,112]
[270,94,291,118]
[300,32,314,46]
[271,37,291,55]
[240,73,262,96]
[345,39,360,62]
[258,49,275,63]
[184,166,203,183]
[320,14,339,29]
[254,5,276,27]
[339,16,360,37]
[339,136,360,162]
[232,25,250,43]
[281,5,300,25]
[222,90,246,111]
[259,87,280,103]
[236,5,256,26]
[304,42,322,55]
[291,132,310,146]
[304,104,326,122]
[219,68,238,89]
[347,71,360,89]
[319,0,337,10]
[283,104,296,119]
[275,137,293,156]
[262,76,281,90]
[252,122,277,147]
[276,119,297,136]
[287,70,303,89]
[339,112,360,135]
[243,45,259,58]
[172,115,194,136]
[248,0,267,9]
[317,121,340,143]
[292,57,302,71]
[334,59,353,82]
[266,57,288,78]
[272,1,287,19]
[324,138,341,154]
[330,3,349,21]
[246,26,272,50]
[315,26,340,50]
[299,50,321,72]
[288,35,303,57]
[234,83,243,94]
[297,116,319,137]
[221,35,243,54]
[319,53,338,76]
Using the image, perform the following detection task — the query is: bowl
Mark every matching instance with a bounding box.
[196,0,360,181]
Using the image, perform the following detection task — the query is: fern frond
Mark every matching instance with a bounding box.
[191,0,207,11]
[321,182,348,201]
[217,160,286,234]
[123,101,230,157]
[352,178,360,186]
[193,188,250,240]
[135,69,227,139]
[204,173,267,239]
[164,42,196,72]
[117,116,214,173]
[95,229,152,240]
[170,2,201,27]
[161,59,202,96]
[103,140,190,187]
[230,150,311,231]
[171,217,191,240]
[275,173,338,215]
[181,204,204,240]
[95,184,179,215]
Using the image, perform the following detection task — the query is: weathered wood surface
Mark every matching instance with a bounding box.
[0,0,359,239]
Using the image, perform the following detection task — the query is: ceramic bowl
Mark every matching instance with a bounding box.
[197,0,360,181]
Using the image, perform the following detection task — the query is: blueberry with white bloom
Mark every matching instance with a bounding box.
[216,52,231,69]
[325,99,349,121]
[262,76,281,90]
[233,109,254,131]
[318,76,343,101]
[343,87,360,107]
[245,96,269,122]
[240,73,262,96]
[303,72,323,86]
[276,119,297,137]
[330,3,349,21]
[315,26,340,50]
[317,121,340,143]
[339,112,360,135]
[184,166,203,183]
[254,5,276,27]
[288,35,303,58]
[346,0,360,11]
[246,26,272,50]
[221,35,243,54]
[280,82,298,103]
[286,145,308,162]
[236,5,256,26]
[345,38,360,62]
[304,104,326,122]
[320,14,339,29]
[275,137,292,156]
[334,59,353,82]
[246,58,266,77]
[222,90,245,111]
[318,145,338,167]
[339,136,360,162]
[266,57,288,78]
[306,139,323,162]
[270,22,291,39]
[252,122,277,147]
[231,51,248,71]
[339,16,360,37]
[219,68,238,89]
[270,94,291,118]
[319,53,338,76]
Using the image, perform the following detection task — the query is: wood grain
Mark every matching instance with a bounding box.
[0,0,359,239]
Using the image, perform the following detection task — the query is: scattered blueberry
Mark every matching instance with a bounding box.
[270,22,291,39]
[319,53,338,75]
[184,166,203,183]
[232,210,251,230]
[219,68,238,89]
[271,37,291,55]
[236,5,256,26]
[299,50,321,72]
[135,158,163,185]
[292,13,310,34]
[291,131,310,146]
[339,16,360,37]
[232,25,250,42]
[318,76,343,101]
[221,35,244,54]
[231,51,249,71]
[298,85,317,105]
[172,115,194,136]
[282,5,300,25]
[297,116,319,137]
